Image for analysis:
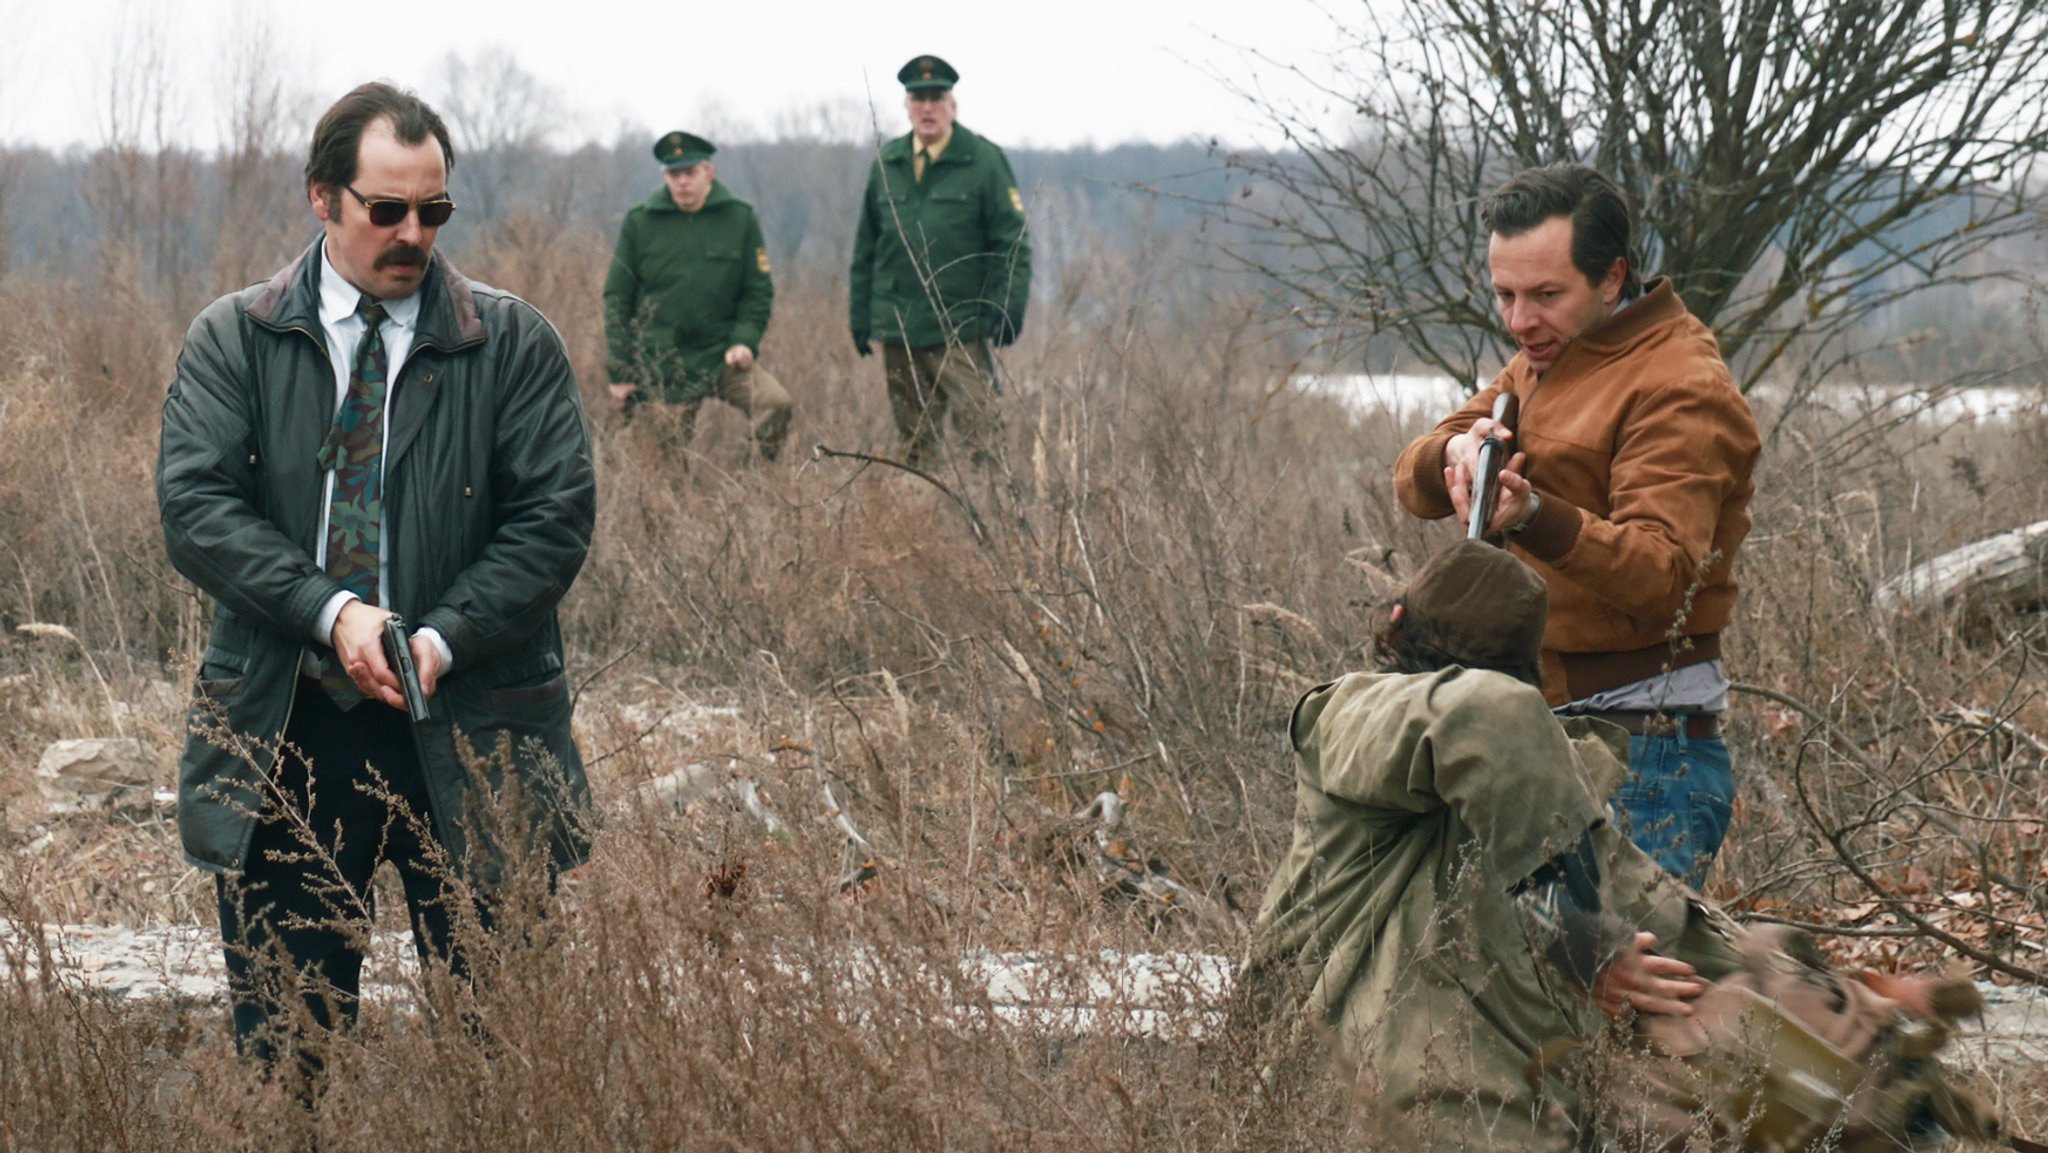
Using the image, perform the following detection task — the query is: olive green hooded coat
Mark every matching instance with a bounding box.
[1242,668,1736,1148]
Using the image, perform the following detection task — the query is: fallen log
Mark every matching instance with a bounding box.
[1873,519,2048,635]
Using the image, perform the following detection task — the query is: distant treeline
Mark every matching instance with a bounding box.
[0,134,2032,376]
[0,136,1252,303]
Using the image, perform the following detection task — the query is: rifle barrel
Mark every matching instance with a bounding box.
[1466,393,1520,541]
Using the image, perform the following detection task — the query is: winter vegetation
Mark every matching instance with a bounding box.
[4,17,2048,1149]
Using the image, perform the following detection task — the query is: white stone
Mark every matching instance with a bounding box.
[35,738,159,814]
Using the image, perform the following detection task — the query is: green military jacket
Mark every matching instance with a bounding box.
[849,123,1031,348]
[603,181,774,401]
[1240,668,1736,1148]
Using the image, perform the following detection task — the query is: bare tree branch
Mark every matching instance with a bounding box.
[1212,0,2048,394]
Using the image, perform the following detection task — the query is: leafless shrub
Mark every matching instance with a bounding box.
[1211,0,2048,402]
[1,133,2045,1145]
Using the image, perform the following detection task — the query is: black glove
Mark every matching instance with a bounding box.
[852,331,872,358]
[983,309,1019,348]
[1512,830,1634,991]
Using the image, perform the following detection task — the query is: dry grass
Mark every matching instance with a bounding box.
[2,220,2045,1148]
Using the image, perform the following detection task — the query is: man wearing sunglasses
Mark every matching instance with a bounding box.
[158,81,596,1086]
[603,130,791,462]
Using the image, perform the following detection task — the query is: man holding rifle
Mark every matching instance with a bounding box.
[1238,542,2003,1152]
[1394,163,1760,885]
[158,82,596,1083]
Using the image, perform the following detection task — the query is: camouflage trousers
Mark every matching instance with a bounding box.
[631,361,792,462]
[882,341,999,467]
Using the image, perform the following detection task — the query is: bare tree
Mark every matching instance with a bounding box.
[0,144,14,279]
[434,47,566,221]
[212,5,305,286]
[0,0,35,277]
[770,99,872,146]
[91,3,173,246]
[1218,0,2048,396]
[90,2,201,310]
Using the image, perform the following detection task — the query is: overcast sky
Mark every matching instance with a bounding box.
[1,0,1360,152]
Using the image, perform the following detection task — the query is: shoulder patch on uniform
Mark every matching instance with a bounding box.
[756,247,771,274]
[1008,187,1024,213]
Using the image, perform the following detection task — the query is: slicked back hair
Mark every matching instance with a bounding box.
[305,82,455,201]
[1481,163,1642,298]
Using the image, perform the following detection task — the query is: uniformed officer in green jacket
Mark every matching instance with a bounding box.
[849,56,1031,467]
[605,131,791,461]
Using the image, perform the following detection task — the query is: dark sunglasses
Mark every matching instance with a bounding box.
[344,184,457,228]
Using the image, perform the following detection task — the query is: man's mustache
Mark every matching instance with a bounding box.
[376,245,428,270]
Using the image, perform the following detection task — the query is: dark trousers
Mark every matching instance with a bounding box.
[216,677,472,1073]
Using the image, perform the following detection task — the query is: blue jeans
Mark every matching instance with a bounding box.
[1613,730,1734,888]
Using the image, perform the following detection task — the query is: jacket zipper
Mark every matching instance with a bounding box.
[238,320,331,870]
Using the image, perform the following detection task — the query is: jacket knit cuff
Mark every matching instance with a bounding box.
[1403,436,1455,514]
[1513,488,1584,563]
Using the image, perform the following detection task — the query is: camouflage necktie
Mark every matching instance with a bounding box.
[316,296,390,709]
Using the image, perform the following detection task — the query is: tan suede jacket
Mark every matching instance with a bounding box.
[1394,279,1761,705]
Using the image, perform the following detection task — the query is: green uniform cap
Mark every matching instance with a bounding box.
[654,130,717,170]
[897,55,958,92]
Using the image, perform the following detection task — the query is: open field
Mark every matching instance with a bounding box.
[3,214,2047,1148]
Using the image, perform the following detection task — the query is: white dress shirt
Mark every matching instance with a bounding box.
[309,242,453,671]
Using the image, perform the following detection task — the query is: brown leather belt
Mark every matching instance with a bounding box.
[1570,710,1722,739]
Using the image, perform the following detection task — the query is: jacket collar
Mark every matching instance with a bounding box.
[1571,276,1689,356]
[880,122,981,165]
[1502,276,1696,387]
[247,237,487,352]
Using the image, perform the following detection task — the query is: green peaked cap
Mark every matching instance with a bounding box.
[897,55,958,92]
[654,130,716,170]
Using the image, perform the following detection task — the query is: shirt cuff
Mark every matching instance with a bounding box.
[315,591,358,645]
[417,627,454,673]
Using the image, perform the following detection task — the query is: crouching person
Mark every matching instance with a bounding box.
[1232,541,2002,1151]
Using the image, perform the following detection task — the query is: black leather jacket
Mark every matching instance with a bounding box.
[158,240,596,873]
